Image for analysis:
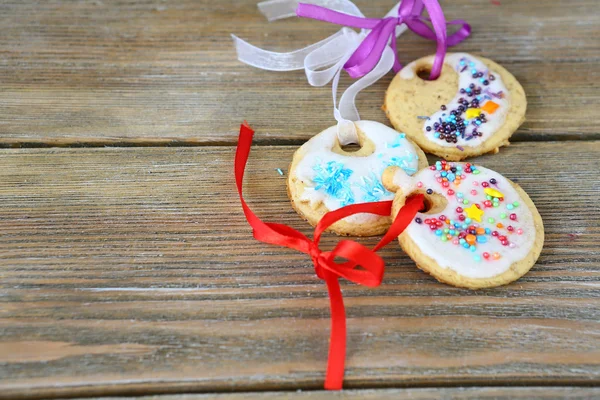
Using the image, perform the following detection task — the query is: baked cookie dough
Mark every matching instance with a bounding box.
[384,53,527,161]
[287,120,428,236]
[382,160,543,288]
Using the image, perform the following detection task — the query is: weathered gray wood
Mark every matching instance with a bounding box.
[0,0,598,145]
[0,142,599,399]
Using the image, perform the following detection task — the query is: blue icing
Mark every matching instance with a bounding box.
[355,172,391,203]
[312,160,355,206]
[385,133,406,148]
[305,132,420,210]
[387,154,418,175]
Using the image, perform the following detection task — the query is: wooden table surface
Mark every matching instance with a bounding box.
[1,0,599,399]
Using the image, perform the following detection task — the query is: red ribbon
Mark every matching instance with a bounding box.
[235,122,424,390]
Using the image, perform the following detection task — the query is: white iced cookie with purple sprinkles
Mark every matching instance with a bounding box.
[384,53,527,161]
[287,120,427,236]
[382,160,543,289]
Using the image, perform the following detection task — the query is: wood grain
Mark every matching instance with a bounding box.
[1,142,599,399]
[71,387,600,400]
[0,0,599,146]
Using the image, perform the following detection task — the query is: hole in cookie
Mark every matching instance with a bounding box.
[417,68,432,81]
[332,130,375,157]
[413,190,448,215]
[340,143,362,153]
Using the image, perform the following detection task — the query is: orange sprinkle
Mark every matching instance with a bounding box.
[445,219,451,224]
[466,234,476,245]
[496,223,504,228]
[476,227,485,235]
[481,101,500,114]
[492,252,501,260]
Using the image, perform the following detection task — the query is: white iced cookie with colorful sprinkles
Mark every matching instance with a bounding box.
[384,53,527,161]
[382,160,543,289]
[287,120,428,236]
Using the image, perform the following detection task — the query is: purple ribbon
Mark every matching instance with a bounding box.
[296,0,471,80]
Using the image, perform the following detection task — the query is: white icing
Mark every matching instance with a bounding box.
[394,162,536,279]
[402,53,510,148]
[295,120,421,224]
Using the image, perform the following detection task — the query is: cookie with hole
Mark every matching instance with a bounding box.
[287,120,428,236]
[383,53,526,161]
[381,160,544,289]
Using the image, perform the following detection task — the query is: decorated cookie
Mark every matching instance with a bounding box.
[382,160,543,288]
[384,53,526,161]
[287,120,428,236]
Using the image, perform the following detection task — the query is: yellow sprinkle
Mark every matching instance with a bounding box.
[484,188,504,198]
[465,204,484,222]
[465,108,482,119]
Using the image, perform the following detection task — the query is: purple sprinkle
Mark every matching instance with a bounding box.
[457,145,465,151]
[465,136,474,141]
[417,116,430,120]
[460,65,468,72]
[486,89,504,99]
[484,88,501,99]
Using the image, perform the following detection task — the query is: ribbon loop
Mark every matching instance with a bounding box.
[232,0,412,145]
[236,122,424,390]
[297,0,471,79]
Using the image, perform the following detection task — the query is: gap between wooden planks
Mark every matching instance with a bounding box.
[66,387,600,400]
[0,142,598,399]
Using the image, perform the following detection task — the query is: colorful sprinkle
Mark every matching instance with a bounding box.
[415,160,526,264]
[481,100,500,114]
[466,108,482,119]
[465,204,484,222]
[312,161,354,206]
[484,188,504,198]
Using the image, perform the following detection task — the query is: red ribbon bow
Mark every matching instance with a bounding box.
[235,122,424,390]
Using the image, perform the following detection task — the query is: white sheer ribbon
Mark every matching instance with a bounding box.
[232,0,407,144]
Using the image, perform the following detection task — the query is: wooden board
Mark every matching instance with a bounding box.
[1,142,599,399]
[73,387,600,400]
[0,0,599,146]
